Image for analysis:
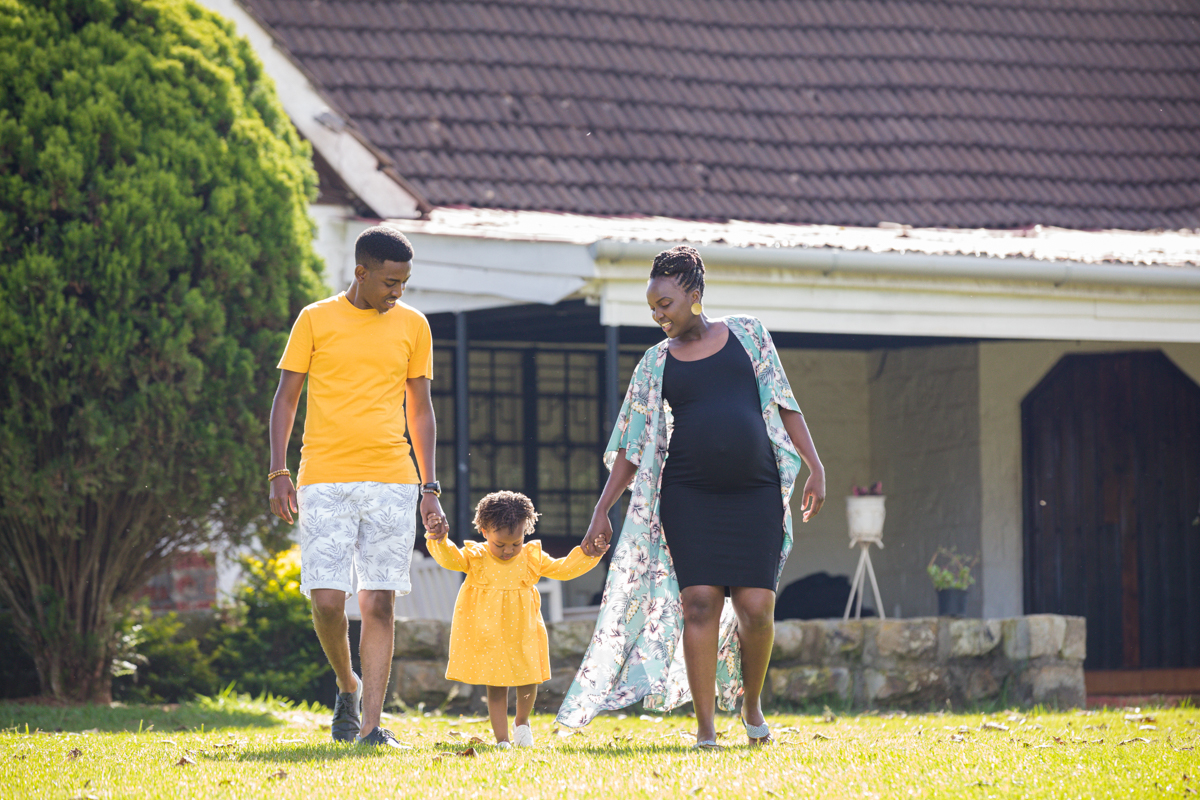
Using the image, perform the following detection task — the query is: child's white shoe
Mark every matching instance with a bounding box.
[513,725,534,748]
[496,740,512,750]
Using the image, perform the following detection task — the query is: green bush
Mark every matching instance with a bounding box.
[0,609,41,699]
[110,546,329,705]
[112,608,218,703]
[0,0,324,702]
[207,547,329,705]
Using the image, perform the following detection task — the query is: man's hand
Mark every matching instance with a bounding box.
[421,492,449,540]
[581,511,613,558]
[800,468,826,523]
[270,475,298,524]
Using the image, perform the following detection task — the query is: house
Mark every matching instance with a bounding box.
[198,0,1200,694]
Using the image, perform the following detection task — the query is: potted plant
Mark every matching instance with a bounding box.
[926,547,978,617]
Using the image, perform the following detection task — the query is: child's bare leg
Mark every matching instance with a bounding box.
[486,686,510,743]
[514,684,538,728]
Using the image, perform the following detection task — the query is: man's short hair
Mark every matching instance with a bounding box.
[355,226,414,269]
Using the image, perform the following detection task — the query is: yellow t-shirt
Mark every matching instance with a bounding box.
[277,292,433,486]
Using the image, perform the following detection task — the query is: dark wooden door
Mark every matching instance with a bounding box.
[1022,351,1200,670]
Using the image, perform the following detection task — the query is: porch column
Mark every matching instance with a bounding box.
[605,325,621,533]
[454,311,470,544]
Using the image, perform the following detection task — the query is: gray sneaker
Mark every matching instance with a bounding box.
[356,726,409,749]
[330,672,362,743]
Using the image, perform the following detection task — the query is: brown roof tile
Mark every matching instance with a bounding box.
[247,0,1200,228]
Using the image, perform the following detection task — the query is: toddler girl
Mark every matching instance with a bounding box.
[425,490,600,748]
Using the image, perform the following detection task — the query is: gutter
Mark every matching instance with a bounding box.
[590,239,1200,291]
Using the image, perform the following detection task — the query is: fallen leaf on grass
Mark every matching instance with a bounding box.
[175,755,196,767]
[689,786,703,796]
[430,756,443,764]
[1139,725,1158,731]
[981,722,1009,732]
[1118,738,1151,746]
[555,729,578,738]
[275,738,305,744]
[447,730,462,738]
[1175,746,1196,752]
[468,736,485,745]
[812,732,831,741]
[949,734,965,743]
[268,769,288,780]
[218,779,232,787]
[456,748,477,758]
[1124,714,1155,724]
[213,742,239,749]
[652,771,662,779]
[66,748,82,760]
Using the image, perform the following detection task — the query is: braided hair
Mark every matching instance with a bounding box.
[650,245,705,298]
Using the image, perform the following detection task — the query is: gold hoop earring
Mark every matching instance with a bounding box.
[691,302,703,316]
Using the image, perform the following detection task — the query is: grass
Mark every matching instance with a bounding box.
[1,694,1197,799]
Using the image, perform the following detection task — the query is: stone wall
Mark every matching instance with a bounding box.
[387,614,1086,712]
[767,614,1085,708]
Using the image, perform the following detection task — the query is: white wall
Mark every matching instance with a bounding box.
[868,344,983,619]
[977,339,1200,619]
[776,349,873,592]
[309,204,371,290]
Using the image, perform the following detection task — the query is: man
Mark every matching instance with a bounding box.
[268,226,448,748]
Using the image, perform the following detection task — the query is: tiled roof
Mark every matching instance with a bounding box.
[246,0,1200,230]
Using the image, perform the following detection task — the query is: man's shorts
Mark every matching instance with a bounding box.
[297,482,419,598]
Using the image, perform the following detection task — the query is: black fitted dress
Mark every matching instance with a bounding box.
[658,331,784,591]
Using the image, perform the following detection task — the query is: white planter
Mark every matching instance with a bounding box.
[846,495,886,544]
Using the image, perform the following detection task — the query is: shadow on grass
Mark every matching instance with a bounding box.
[0,697,284,734]
[225,742,382,763]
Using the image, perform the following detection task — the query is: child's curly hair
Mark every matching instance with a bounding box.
[473,490,539,537]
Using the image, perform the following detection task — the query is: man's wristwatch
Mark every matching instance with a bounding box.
[420,481,441,498]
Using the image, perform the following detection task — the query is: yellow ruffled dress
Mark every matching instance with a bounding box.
[425,538,600,686]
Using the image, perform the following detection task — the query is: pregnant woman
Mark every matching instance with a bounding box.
[558,245,825,747]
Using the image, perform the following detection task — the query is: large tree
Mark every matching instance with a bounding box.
[0,0,324,701]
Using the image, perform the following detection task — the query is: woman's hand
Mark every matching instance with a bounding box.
[581,510,613,557]
[800,467,826,522]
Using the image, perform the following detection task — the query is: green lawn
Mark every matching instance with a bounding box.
[1,695,1196,799]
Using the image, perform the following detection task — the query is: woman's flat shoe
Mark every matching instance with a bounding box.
[742,716,772,746]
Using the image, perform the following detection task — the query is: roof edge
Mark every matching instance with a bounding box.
[197,0,431,219]
[592,238,1200,291]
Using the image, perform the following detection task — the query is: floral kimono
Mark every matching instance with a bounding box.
[555,315,804,728]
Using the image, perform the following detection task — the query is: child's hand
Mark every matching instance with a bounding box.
[425,521,448,542]
[581,512,612,557]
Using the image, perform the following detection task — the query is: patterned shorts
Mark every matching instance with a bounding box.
[297,482,419,598]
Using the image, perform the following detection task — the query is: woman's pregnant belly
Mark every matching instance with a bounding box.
[663,401,779,490]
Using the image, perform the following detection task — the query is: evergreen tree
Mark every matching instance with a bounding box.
[0,0,324,701]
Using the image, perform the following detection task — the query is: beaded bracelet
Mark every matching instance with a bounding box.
[267,468,290,481]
